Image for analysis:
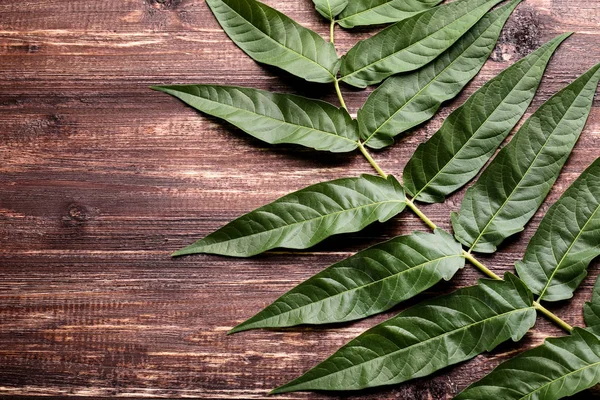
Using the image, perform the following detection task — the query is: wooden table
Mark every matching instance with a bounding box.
[1,0,599,398]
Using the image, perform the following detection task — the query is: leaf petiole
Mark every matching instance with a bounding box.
[462,250,502,280]
[534,301,574,333]
[334,79,347,111]
[405,198,437,230]
[330,19,336,44]
[357,141,387,178]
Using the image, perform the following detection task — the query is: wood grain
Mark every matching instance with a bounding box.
[1,0,599,398]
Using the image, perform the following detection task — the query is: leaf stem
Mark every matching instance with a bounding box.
[405,198,438,230]
[334,79,348,111]
[357,142,387,178]
[534,301,574,333]
[329,20,336,44]
[462,250,502,280]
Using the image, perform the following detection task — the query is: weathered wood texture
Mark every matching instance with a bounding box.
[1,0,599,398]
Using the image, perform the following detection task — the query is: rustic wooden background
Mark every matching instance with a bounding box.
[1,0,599,398]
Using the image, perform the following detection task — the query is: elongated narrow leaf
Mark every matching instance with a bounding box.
[207,0,339,83]
[152,85,358,153]
[360,0,523,150]
[273,273,535,393]
[230,229,464,333]
[173,175,406,257]
[337,0,442,29]
[456,328,600,400]
[452,63,600,253]
[339,0,504,88]
[516,158,600,302]
[404,33,569,202]
[312,0,348,20]
[585,272,600,333]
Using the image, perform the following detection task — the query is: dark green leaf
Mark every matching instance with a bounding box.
[152,85,359,153]
[403,33,569,202]
[312,0,348,20]
[272,273,535,393]
[585,271,600,333]
[452,62,600,253]
[455,328,600,400]
[207,0,339,83]
[230,229,464,333]
[173,175,406,257]
[360,0,523,150]
[339,0,504,88]
[337,0,442,29]
[516,158,600,302]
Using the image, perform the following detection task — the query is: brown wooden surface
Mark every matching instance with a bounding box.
[1,0,600,398]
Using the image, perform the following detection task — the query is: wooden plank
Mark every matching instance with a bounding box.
[1,0,599,398]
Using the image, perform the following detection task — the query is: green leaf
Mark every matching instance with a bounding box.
[272,273,535,393]
[452,62,600,254]
[585,277,600,334]
[403,33,569,202]
[339,0,504,88]
[312,0,348,20]
[337,0,442,29]
[455,328,600,400]
[206,0,339,83]
[516,158,600,302]
[230,229,464,334]
[151,85,359,153]
[585,271,600,334]
[360,0,523,150]
[173,175,406,257]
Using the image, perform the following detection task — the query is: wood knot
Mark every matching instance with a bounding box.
[64,203,92,225]
[491,5,542,62]
[146,0,182,10]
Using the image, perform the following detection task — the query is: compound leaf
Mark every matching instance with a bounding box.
[273,273,535,393]
[455,328,600,400]
[173,175,406,257]
[516,158,600,302]
[337,0,442,29]
[207,0,339,83]
[230,229,464,333]
[360,0,523,150]
[452,62,600,253]
[339,0,504,88]
[403,33,569,202]
[152,85,359,153]
[312,0,348,20]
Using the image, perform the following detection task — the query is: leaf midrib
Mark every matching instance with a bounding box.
[219,0,336,79]
[341,0,493,81]
[538,200,600,300]
[468,85,587,252]
[362,10,503,146]
[200,199,405,249]
[517,358,600,400]
[290,305,532,388]
[411,52,547,200]
[249,254,463,325]
[182,90,358,145]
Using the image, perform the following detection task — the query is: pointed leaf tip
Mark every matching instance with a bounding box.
[452,54,600,253]
[403,33,570,203]
[155,84,359,153]
[232,229,464,332]
[274,274,535,393]
[175,175,406,257]
[359,0,523,149]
